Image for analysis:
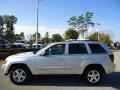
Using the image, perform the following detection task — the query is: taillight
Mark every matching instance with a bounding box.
[109,54,114,63]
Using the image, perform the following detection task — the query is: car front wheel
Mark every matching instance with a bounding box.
[9,66,30,85]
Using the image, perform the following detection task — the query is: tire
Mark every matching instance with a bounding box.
[9,66,31,85]
[83,67,102,85]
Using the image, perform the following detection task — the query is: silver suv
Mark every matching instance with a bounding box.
[2,40,116,85]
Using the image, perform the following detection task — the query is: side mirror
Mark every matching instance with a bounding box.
[40,51,48,56]
[33,50,37,54]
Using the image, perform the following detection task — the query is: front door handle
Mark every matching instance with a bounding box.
[58,58,64,60]
[82,56,87,59]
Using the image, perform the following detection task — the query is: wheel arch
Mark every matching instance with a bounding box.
[8,63,32,75]
[83,64,106,74]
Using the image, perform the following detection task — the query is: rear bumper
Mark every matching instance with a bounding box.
[104,64,116,74]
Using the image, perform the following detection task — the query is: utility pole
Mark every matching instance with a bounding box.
[97,23,100,41]
[36,0,40,49]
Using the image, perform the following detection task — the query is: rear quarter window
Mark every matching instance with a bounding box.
[88,43,107,54]
[69,43,88,54]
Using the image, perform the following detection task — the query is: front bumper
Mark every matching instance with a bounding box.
[1,64,8,75]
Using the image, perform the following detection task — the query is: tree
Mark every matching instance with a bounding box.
[33,32,41,41]
[0,15,4,38]
[3,15,17,41]
[68,12,94,38]
[0,15,3,26]
[27,32,41,45]
[68,16,78,30]
[32,32,41,40]
[78,29,87,39]
[32,32,41,41]
[20,32,25,40]
[64,28,79,40]
[42,32,50,45]
[51,34,63,42]
[26,34,33,45]
[80,12,94,38]
[14,34,21,41]
[100,33,112,45]
[88,32,98,40]
[82,12,94,30]
[88,32,112,45]
[14,32,25,42]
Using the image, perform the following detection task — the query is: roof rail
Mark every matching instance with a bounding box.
[66,39,99,42]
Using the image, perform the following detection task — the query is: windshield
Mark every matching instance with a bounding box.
[16,41,25,43]
[0,40,5,44]
[36,43,53,54]
[21,41,25,43]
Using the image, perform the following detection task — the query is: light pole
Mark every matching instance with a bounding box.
[97,23,100,40]
[36,0,40,49]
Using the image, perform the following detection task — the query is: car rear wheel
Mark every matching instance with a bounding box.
[84,68,102,85]
[9,66,30,85]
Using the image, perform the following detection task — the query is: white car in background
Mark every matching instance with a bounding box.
[32,43,43,49]
[14,40,26,48]
[2,40,116,85]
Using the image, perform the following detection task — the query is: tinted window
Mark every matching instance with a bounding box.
[21,41,25,43]
[69,44,88,54]
[5,40,8,43]
[0,40,5,44]
[88,43,107,54]
[33,45,40,47]
[16,41,25,43]
[16,41,20,43]
[47,44,65,55]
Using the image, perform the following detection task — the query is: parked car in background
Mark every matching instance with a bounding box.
[114,42,120,49]
[14,40,26,48]
[0,39,11,49]
[24,44,31,48]
[32,43,43,49]
[2,40,116,85]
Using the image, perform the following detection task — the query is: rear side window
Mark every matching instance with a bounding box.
[88,43,107,54]
[69,43,88,54]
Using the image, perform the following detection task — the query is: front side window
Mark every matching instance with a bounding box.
[88,43,107,54]
[69,43,88,54]
[46,44,65,55]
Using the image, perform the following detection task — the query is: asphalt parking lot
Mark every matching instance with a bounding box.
[0,51,120,90]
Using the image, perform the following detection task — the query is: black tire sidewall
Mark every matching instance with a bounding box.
[84,68,102,85]
[9,66,30,85]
